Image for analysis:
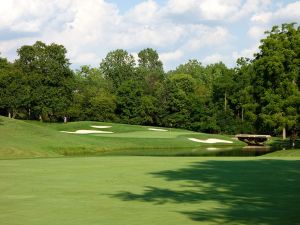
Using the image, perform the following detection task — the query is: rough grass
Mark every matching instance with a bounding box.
[0,156,299,225]
[0,116,243,159]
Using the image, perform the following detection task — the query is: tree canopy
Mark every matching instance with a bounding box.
[0,23,299,139]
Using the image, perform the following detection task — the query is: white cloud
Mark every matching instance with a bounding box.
[0,0,299,70]
[166,0,240,20]
[183,26,231,50]
[199,0,240,20]
[232,44,260,62]
[0,37,35,61]
[160,50,183,64]
[72,52,99,65]
[247,26,267,39]
[202,53,225,65]
[11,0,120,65]
[165,0,195,14]
[0,0,72,32]
[248,1,300,40]
[230,0,271,21]
[250,1,300,27]
[251,12,272,24]
[109,23,186,49]
[165,0,273,22]
[273,1,300,22]
[126,0,161,24]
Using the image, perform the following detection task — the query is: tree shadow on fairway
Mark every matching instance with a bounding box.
[113,159,300,224]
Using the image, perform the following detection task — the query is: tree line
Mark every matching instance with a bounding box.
[0,23,299,138]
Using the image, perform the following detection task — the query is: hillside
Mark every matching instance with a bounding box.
[0,116,242,159]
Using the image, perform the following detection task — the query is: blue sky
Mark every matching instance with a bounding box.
[0,0,299,71]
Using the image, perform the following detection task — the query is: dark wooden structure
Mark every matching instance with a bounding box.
[235,134,271,146]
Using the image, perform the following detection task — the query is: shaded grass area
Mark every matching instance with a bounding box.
[0,116,242,159]
[0,157,299,225]
[113,157,300,225]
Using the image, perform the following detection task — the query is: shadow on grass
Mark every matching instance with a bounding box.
[113,159,300,224]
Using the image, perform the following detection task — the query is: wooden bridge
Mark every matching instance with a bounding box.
[235,134,271,146]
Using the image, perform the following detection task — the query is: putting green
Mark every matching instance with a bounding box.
[0,156,299,225]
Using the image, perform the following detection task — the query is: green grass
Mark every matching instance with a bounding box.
[0,116,242,159]
[1,116,300,224]
[0,156,299,225]
[261,149,300,157]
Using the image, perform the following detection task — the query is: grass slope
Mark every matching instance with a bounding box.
[0,156,299,225]
[261,149,300,157]
[0,116,242,159]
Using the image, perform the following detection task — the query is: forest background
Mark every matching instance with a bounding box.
[0,23,299,138]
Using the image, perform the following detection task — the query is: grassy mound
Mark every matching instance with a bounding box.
[0,116,242,159]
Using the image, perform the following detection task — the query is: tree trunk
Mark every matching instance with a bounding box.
[241,107,244,122]
[282,127,286,140]
[224,92,227,113]
[39,115,43,122]
[8,111,11,118]
[290,126,296,147]
[12,109,16,119]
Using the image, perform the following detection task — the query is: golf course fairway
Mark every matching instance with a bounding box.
[1,156,299,225]
[0,116,243,159]
[1,116,299,224]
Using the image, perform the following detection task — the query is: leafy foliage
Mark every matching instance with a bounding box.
[100,49,136,91]
[0,23,299,139]
[14,41,74,121]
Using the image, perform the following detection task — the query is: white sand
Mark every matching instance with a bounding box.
[148,128,168,132]
[60,130,114,134]
[206,147,219,151]
[91,125,112,129]
[188,138,233,144]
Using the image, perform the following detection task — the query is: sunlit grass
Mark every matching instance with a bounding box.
[0,116,242,159]
[0,156,299,225]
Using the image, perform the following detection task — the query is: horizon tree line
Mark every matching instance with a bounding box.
[0,23,299,139]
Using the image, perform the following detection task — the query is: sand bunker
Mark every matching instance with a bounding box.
[206,147,220,151]
[148,128,168,132]
[61,130,114,134]
[188,138,233,144]
[91,125,112,129]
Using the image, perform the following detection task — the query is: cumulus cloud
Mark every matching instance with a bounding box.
[0,0,121,64]
[202,53,225,65]
[160,50,183,64]
[183,26,231,50]
[125,0,161,25]
[247,26,267,39]
[0,0,72,32]
[232,44,260,62]
[247,1,300,41]
[166,0,240,21]
[251,12,272,24]
[230,0,271,21]
[272,1,300,22]
[0,0,234,68]
[0,0,299,70]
